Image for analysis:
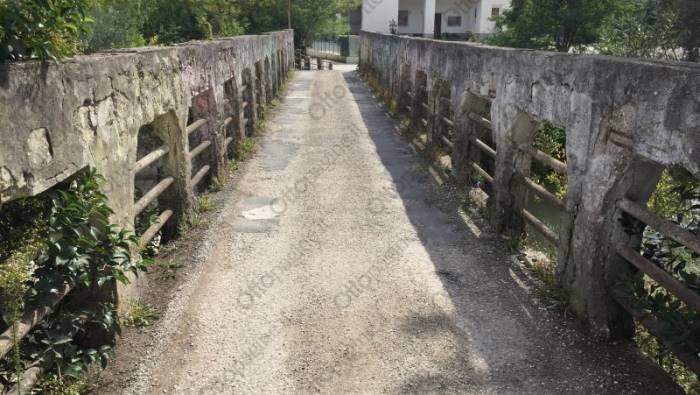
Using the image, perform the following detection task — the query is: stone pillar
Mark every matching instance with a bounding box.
[488,104,536,236]
[423,0,436,38]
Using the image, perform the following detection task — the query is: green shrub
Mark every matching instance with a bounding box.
[0,0,93,62]
[86,0,146,52]
[0,168,150,389]
[631,168,700,392]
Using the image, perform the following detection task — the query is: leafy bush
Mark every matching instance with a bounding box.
[0,168,149,388]
[632,168,700,392]
[86,0,147,52]
[0,0,93,62]
[531,122,568,200]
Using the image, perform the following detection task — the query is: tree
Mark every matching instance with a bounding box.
[0,0,93,62]
[599,0,699,62]
[489,0,616,52]
[237,0,360,46]
[675,0,700,62]
[87,0,147,52]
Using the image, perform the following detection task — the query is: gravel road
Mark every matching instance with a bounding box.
[118,66,677,394]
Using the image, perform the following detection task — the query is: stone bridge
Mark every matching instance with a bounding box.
[359,31,700,342]
[0,30,294,227]
[0,29,698,392]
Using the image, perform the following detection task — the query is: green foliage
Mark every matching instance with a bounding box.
[237,0,360,46]
[0,168,149,389]
[0,0,93,62]
[39,372,97,395]
[120,300,159,327]
[0,242,37,386]
[531,122,568,200]
[632,168,700,392]
[152,258,184,280]
[599,0,699,62]
[488,0,614,52]
[134,187,161,258]
[238,137,256,160]
[86,0,147,52]
[137,0,244,45]
[490,0,699,61]
[196,196,213,213]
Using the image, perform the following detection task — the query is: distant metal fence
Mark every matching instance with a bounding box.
[311,35,342,56]
[308,35,359,60]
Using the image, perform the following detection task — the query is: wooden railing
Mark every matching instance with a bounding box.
[613,198,700,374]
[515,140,569,245]
[0,43,293,395]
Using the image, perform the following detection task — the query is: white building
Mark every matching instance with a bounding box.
[361,0,510,38]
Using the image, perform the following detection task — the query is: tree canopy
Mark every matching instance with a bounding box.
[0,0,361,62]
[488,0,613,52]
[489,0,699,61]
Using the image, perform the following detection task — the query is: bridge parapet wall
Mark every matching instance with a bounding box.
[359,31,700,339]
[0,30,294,228]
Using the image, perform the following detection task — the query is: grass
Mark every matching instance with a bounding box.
[237,137,256,160]
[177,211,206,236]
[196,196,213,213]
[228,158,240,173]
[39,373,97,395]
[120,300,159,328]
[152,257,184,280]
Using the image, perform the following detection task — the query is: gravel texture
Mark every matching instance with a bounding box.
[104,66,677,394]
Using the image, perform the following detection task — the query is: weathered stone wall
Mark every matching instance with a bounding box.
[0,30,293,305]
[0,30,294,225]
[359,31,700,337]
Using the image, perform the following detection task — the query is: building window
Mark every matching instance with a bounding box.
[398,10,409,26]
[447,16,461,26]
[491,7,500,17]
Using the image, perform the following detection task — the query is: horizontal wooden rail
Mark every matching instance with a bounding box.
[526,146,567,175]
[469,136,496,159]
[617,246,700,313]
[134,177,174,215]
[521,175,567,212]
[521,208,559,244]
[440,115,454,127]
[471,161,494,184]
[186,119,208,135]
[191,165,211,187]
[611,289,700,374]
[189,140,212,160]
[0,283,73,360]
[420,102,430,111]
[441,135,454,150]
[618,199,700,256]
[405,105,413,112]
[133,145,169,174]
[139,209,174,247]
[468,112,492,130]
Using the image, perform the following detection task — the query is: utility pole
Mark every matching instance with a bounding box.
[287,0,292,29]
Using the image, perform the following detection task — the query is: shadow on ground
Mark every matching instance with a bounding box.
[340,68,679,394]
